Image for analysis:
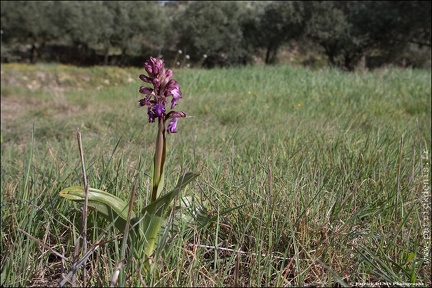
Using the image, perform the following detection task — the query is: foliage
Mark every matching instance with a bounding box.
[53,2,113,64]
[300,1,431,70]
[0,1,430,69]
[1,63,431,286]
[55,56,202,284]
[359,1,431,66]
[302,2,349,66]
[102,2,168,61]
[172,1,251,67]
[0,1,59,63]
[1,1,168,66]
[253,1,304,64]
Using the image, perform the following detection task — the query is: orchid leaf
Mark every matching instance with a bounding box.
[60,172,199,259]
[140,172,199,217]
[138,213,164,258]
[59,186,136,235]
[136,172,199,257]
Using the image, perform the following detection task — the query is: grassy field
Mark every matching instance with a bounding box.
[1,62,431,287]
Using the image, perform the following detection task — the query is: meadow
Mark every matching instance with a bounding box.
[1,62,431,287]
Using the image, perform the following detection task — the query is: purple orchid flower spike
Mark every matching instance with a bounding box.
[138,56,189,202]
[138,56,186,132]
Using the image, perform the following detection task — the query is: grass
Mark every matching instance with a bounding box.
[1,62,431,287]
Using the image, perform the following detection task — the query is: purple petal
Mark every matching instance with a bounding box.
[144,62,153,75]
[139,94,152,107]
[165,80,182,99]
[152,78,160,88]
[171,98,178,109]
[147,107,156,123]
[171,87,182,100]
[165,69,173,79]
[150,56,163,76]
[165,79,178,90]
[153,103,166,117]
[139,86,153,96]
[167,111,186,119]
[167,118,178,133]
[139,74,153,83]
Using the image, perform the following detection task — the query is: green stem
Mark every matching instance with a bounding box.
[152,117,165,202]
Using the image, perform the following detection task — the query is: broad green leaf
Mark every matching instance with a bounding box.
[59,172,199,260]
[139,213,164,258]
[140,172,199,217]
[137,172,199,257]
[59,186,135,234]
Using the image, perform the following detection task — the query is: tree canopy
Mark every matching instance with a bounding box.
[1,1,430,70]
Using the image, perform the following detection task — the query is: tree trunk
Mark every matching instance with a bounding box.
[104,47,109,66]
[343,48,364,72]
[265,43,279,65]
[269,46,278,64]
[327,52,336,67]
[120,47,127,67]
[323,42,339,68]
[30,44,38,64]
[265,43,273,64]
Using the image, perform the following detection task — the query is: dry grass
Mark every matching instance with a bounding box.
[1,63,431,287]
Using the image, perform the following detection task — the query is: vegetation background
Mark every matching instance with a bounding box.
[1,1,431,287]
[1,1,431,70]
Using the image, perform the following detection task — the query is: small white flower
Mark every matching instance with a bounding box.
[178,50,182,54]
[176,61,180,66]
[185,55,190,60]
[203,54,207,58]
